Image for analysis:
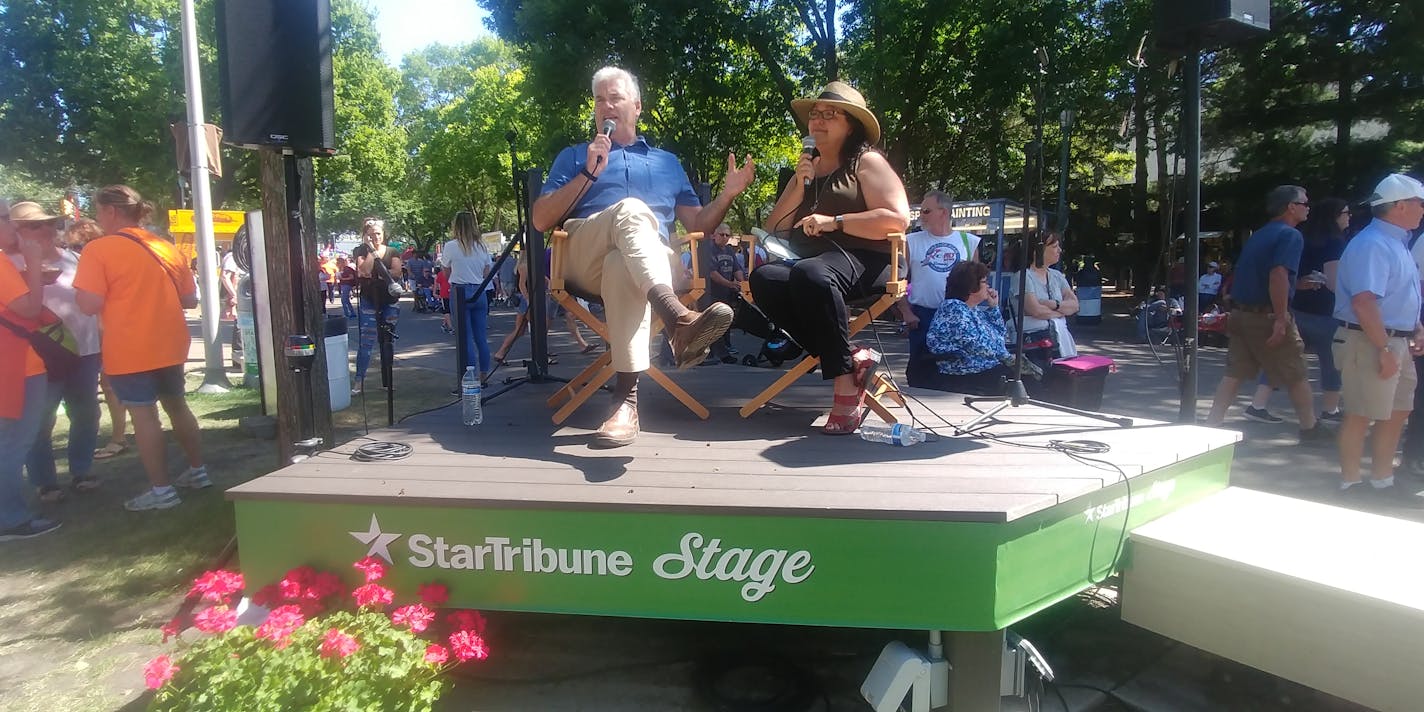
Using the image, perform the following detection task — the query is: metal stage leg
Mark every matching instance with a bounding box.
[950,629,1005,711]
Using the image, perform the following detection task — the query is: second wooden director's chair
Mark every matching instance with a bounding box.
[738,232,907,424]
[545,229,712,424]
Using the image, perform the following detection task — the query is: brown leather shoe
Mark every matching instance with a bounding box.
[668,302,734,369]
[591,400,640,448]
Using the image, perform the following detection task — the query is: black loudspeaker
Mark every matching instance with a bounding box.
[1155,0,1270,51]
[216,0,336,156]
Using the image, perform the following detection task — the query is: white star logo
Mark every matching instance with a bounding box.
[349,514,402,564]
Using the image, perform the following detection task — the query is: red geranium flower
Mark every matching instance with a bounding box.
[391,604,435,633]
[144,654,179,689]
[307,572,343,600]
[424,643,450,665]
[192,605,238,634]
[320,628,360,659]
[255,605,306,648]
[278,566,316,599]
[188,570,245,604]
[160,617,182,643]
[352,583,394,609]
[446,609,487,634]
[417,582,449,606]
[353,556,387,583]
[251,583,283,607]
[448,629,489,662]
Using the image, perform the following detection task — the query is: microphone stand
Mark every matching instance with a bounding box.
[484,132,568,403]
[960,50,1131,433]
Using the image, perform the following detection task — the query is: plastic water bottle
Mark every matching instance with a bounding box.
[858,422,925,447]
[461,367,482,426]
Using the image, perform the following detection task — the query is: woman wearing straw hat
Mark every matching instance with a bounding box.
[750,81,910,435]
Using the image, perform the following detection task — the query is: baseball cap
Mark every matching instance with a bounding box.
[1368,174,1424,206]
[1208,261,1219,268]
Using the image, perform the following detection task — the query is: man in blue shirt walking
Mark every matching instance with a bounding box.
[1333,173,1424,503]
[1206,185,1330,444]
[531,66,755,448]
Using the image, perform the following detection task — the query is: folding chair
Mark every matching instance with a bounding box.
[738,232,907,423]
[545,230,711,424]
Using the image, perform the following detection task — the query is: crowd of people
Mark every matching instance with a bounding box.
[5,65,1422,541]
[2,185,210,541]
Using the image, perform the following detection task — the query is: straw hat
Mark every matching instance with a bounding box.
[9,201,61,224]
[791,81,881,145]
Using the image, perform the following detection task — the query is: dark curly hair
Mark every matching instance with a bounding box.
[946,260,990,301]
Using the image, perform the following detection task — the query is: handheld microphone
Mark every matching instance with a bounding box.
[800,135,818,187]
[595,119,617,169]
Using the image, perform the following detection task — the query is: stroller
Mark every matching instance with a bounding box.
[729,292,803,368]
[411,285,441,313]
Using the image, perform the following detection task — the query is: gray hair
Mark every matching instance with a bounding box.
[1265,185,1305,217]
[592,66,640,103]
[922,189,952,210]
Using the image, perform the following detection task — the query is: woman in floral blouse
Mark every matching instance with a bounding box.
[921,261,1014,395]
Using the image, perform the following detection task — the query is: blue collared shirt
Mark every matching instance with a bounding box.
[1230,220,1303,306]
[540,136,700,239]
[1335,218,1422,331]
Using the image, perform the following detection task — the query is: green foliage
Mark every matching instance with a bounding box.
[314,0,411,240]
[150,610,444,712]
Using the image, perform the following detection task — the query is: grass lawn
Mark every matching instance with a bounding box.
[0,364,454,712]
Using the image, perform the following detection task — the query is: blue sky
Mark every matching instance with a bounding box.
[365,0,490,63]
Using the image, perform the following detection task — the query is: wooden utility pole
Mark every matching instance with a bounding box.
[259,150,334,463]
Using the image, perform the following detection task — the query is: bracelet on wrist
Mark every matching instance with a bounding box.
[580,167,598,182]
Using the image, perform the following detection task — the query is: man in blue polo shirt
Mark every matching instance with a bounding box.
[1333,173,1424,503]
[531,66,755,448]
[1206,185,1329,444]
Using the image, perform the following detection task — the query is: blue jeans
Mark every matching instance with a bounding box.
[355,303,400,381]
[27,354,102,488]
[339,285,356,317]
[455,285,491,375]
[1293,310,1341,392]
[2,376,49,528]
[907,303,937,364]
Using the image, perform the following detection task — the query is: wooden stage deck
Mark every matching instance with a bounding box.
[228,368,1239,710]
[231,369,1238,524]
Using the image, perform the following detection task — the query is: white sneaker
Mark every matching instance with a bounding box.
[174,465,212,489]
[124,489,181,511]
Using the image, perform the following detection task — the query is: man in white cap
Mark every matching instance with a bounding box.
[1334,173,1424,504]
[1197,260,1223,312]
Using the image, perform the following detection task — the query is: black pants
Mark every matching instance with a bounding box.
[749,249,891,380]
[912,363,1014,396]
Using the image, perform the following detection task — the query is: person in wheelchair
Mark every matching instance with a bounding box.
[910,261,1024,396]
[748,81,911,434]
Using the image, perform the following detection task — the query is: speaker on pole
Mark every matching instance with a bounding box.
[216,0,336,156]
[1154,0,1270,51]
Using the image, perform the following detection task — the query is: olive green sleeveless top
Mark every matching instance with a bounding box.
[786,163,891,257]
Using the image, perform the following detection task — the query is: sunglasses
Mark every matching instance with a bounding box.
[16,222,54,232]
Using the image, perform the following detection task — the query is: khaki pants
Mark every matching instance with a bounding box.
[562,198,681,373]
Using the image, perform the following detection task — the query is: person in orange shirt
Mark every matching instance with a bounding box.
[0,198,61,540]
[74,185,208,512]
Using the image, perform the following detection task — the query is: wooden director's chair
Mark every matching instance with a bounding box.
[737,232,907,424]
[545,230,712,425]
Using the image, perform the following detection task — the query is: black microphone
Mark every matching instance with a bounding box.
[800,135,818,187]
[595,119,616,169]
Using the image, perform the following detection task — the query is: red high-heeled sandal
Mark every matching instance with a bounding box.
[823,348,880,435]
